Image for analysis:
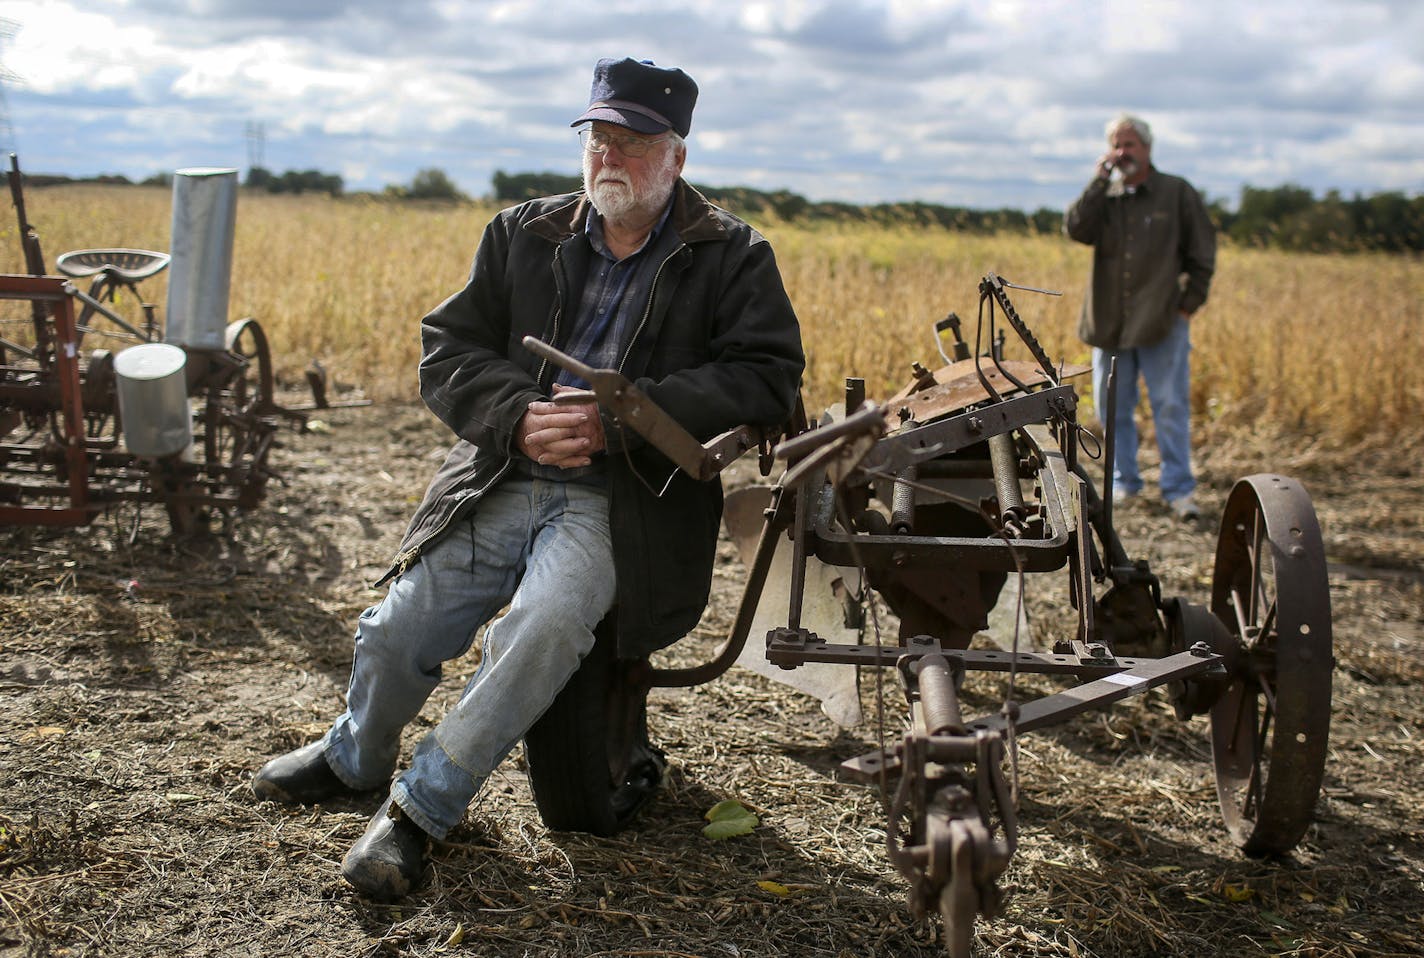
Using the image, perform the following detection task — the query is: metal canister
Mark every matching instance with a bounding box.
[114,342,192,458]
[165,167,238,350]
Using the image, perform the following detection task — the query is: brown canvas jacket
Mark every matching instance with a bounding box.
[1064,167,1217,351]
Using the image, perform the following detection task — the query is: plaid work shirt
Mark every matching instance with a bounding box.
[555,201,675,388]
[522,199,674,482]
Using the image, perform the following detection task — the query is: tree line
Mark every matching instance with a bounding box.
[490,169,1058,235]
[245,166,468,201]
[22,165,1423,254]
[1214,186,1424,253]
[491,170,1423,253]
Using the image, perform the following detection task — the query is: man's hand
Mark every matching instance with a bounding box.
[1096,152,1115,180]
[516,385,606,469]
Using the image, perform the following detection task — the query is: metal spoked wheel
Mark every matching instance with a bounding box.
[221,318,276,421]
[209,318,277,508]
[1209,474,1333,855]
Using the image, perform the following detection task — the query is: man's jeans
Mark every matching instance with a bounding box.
[1092,316,1195,502]
[322,475,615,839]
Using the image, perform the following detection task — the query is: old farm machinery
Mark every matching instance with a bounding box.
[0,159,345,536]
[519,273,1332,956]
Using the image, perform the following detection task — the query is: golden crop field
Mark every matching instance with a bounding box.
[4,183,1421,450]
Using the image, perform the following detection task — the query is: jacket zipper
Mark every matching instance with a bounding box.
[536,244,566,387]
[387,242,571,581]
[617,242,684,374]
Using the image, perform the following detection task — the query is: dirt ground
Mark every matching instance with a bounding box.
[2,399,1421,958]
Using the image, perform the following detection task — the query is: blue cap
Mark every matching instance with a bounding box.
[570,58,698,137]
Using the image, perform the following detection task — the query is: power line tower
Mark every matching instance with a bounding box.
[0,18,21,157]
[245,120,266,173]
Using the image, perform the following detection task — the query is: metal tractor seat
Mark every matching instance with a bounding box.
[56,248,171,285]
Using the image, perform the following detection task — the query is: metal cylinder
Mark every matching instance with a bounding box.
[114,343,192,458]
[989,431,1026,531]
[917,653,966,737]
[890,465,916,534]
[165,167,238,350]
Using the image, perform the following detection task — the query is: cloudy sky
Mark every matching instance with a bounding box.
[1,0,1420,211]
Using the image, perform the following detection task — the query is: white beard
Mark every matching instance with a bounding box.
[583,148,680,226]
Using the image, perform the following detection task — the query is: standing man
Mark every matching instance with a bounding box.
[1065,113,1216,520]
[251,57,804,901]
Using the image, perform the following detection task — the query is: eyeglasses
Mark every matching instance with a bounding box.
[578,128,670,158]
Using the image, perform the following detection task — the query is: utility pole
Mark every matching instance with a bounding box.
[0,19,20,157]
[245,120,266,174]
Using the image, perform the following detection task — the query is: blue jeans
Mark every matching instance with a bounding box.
[1092,316,1195,502]
[322,474,616,839]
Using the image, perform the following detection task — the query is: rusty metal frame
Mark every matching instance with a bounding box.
[522,273,1333,958]
[0,274,93,526]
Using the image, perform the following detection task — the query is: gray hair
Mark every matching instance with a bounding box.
[1105,113,1152,147]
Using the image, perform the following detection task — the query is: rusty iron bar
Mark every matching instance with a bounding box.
[841,648,1226,783]
[769,630,1181,676]
[1071,475,1098,643]
[523,335,742,482]
[1101,355,1119,529]
[883,717,1016,958]
[7,160,57,377]
[960,648,1224,737]
[646,483,797,689]
[852,384,1078,482]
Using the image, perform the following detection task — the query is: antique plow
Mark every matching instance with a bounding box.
[521,271,1333,956]
[0,157,353,536]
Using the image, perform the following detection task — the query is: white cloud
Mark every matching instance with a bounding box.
[0,0,1419,206]
[2,2,169,93]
